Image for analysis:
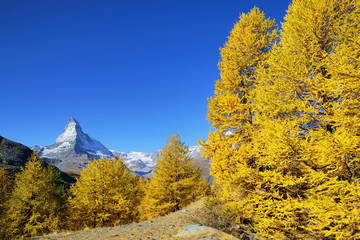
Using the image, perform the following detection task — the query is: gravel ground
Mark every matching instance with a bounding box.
[32,198,239,240]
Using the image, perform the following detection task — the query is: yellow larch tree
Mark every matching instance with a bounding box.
[6,153,66,238]
[0,168,11,239]
[199,6,280,238]
[254,0,360,238]
[141,133,209,220]
[202,1,360,239]
[0,168,11,212]
[67,156,140,229]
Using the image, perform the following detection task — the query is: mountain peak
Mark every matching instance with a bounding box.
[33,118,114,174]
[54,118,113,157]
[55,117,83,144]
[69,117,78,124]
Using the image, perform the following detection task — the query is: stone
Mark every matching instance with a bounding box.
[207,237,220,240]
[175,226,240,239]
[183,224,202,230]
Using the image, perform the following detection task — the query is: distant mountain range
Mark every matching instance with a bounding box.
[32,118,211,181]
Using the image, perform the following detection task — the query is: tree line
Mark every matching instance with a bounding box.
[200,0,360,239]
[0,133,209,239]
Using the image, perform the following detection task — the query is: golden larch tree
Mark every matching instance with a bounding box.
[0,168,11,239]
[231,0,360,238]
[141,133,209,220]
[202,0,360,238]
[255,0,360,238]
[264,0,360,238]
[200,6,280,238]
[6,153,66,238]
[67,156,140,229]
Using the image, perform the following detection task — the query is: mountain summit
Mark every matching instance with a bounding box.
[32,118,114,174]
[54,117,113,157]
[55,117,82,144]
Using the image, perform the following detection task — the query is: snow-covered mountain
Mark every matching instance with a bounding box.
[38,117,112,158]
[32,118,114,174]
[54,117,113,157]
[32,118,206,178]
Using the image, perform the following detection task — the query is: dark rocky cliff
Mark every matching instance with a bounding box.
[0,135,33,171]
[0,135,76,183]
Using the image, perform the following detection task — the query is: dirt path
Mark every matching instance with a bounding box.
[33,198,239,240]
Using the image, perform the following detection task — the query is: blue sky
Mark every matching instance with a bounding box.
[1,0,290,153]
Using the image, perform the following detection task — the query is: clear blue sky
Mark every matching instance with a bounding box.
[1,0,290,153]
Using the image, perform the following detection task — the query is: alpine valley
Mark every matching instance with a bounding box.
[32,118,211,181]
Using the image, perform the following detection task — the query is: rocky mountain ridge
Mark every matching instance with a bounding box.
[0,135,33,173]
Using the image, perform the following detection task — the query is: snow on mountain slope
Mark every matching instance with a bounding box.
[32,118,205,177]
[110,150,158,175]
[32,118,114,174]
[110,145,205,177]
[189,145,202,158]
[32,118,160,175]
[56,117,113,157]
[34,117,112,158]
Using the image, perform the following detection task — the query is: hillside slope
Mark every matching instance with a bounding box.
[36,198,242,240]
[0,135,33,173]
[0,135,76,183]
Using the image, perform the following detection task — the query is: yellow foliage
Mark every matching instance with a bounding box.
[140,133,209,220]
[207,7,278,131]
[202,1,360,239]
[0,168,11,239]
[0,167,10,215]
[255,0,360,238]
[67,156,139,229]
[200,6,281,237]
[6,152,66,238]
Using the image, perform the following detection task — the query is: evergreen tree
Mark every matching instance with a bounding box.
[141,133,209,220]
[47,161,68,228]
[67,156,139,229]
[6,153,66,238]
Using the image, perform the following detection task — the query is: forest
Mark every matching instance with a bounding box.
[0,133,209,239]
[1,0,359,239]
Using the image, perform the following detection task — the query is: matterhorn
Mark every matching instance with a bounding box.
[32,118,116,174]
